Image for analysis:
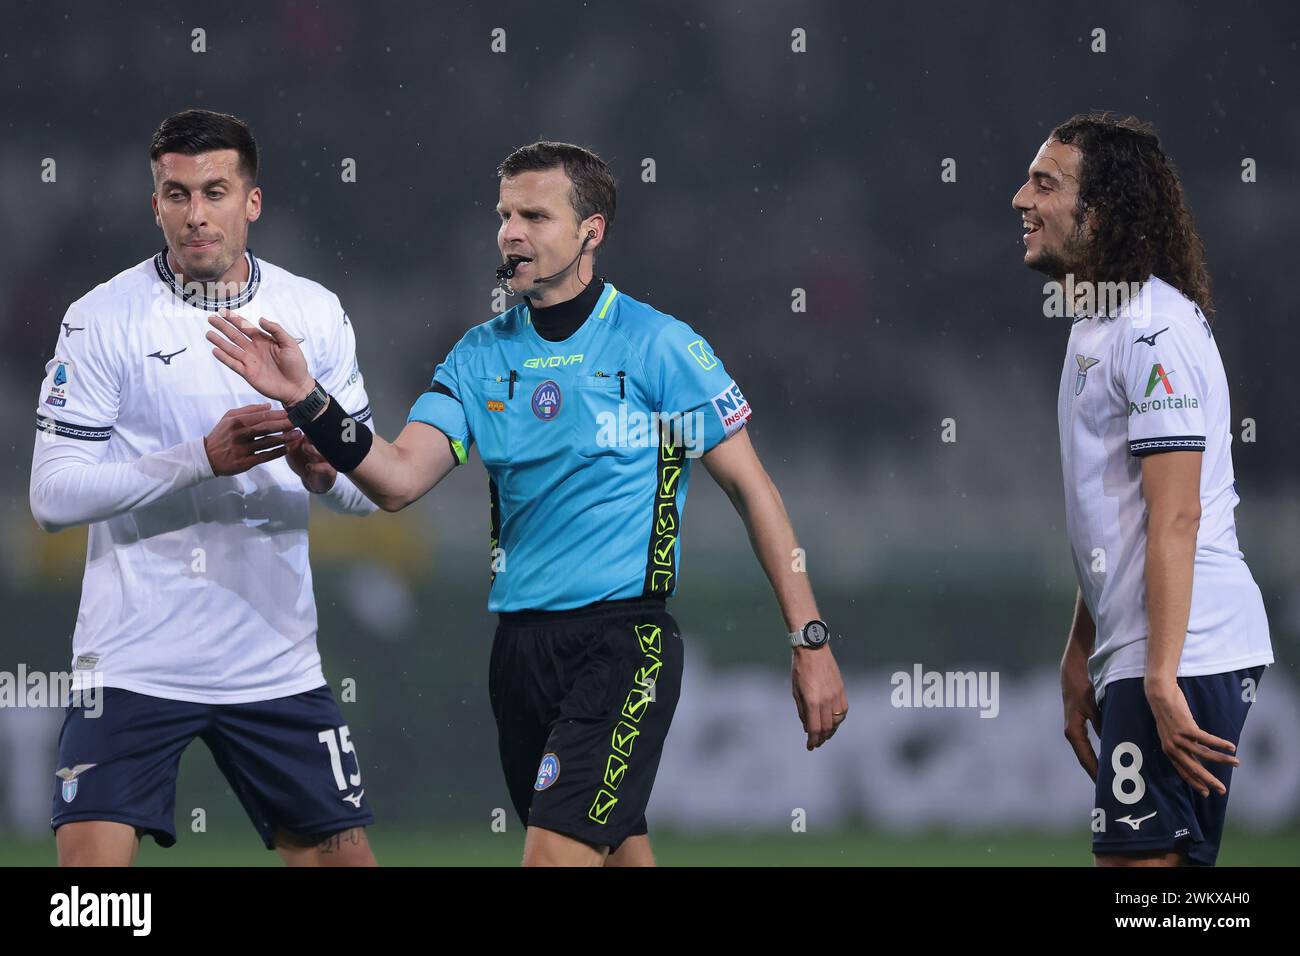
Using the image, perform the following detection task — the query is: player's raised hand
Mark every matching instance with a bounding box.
[203,403,297,476]
[286,432,337,494]
[791,646,848,751]
[1061,644,1100,780]
[1146,680,1238,798]
[206,309,314,405]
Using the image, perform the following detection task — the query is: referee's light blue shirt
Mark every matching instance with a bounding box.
[407,283,752,612]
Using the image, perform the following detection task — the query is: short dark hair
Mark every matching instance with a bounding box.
[1052,111,1213,315]
[149,109,259,185]
[497,141,617,239]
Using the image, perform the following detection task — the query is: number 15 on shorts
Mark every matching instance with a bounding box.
[318,725,362,791]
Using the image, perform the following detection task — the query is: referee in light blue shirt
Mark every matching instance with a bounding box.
[206,140,850,867]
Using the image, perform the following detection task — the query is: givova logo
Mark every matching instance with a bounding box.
[524,353,583,369]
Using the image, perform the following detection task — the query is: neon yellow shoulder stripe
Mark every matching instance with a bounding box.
[597,285,619,318]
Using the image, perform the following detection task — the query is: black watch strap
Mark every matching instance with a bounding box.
[286,380,328,428]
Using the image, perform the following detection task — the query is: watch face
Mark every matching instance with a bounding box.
[804,621,828,646]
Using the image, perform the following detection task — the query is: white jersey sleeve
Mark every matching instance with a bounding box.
[39,302,121,430]
[313,299,378,516]
[31,304,213,533]
[1117,313,1208,457]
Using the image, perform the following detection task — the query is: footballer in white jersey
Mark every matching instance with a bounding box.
[31,110,378,866]
[1013,112,1272,866]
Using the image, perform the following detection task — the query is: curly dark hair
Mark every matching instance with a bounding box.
[1052,112,1214,315]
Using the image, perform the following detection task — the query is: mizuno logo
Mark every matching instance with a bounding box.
[1116,811,1157,831]
[147,347,187,365]
[342,789,365,808]
[62,322,85,337]
[1134,326,1169,347]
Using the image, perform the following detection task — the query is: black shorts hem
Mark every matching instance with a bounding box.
[51,812,177,849]
[1092,834,1213,864]
[263,814,375,850]
[525,813,641,854]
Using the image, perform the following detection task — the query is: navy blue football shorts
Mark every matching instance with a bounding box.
[51,685,373,849]
[489,597,684,853]
[1092,665,1265,866]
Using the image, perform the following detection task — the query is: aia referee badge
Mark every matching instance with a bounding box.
[1074,354,1100,396]
[531,380,562,421]
[534,753,560,791]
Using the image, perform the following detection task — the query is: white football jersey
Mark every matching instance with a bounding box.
[1057,276,1273,697]
[32,249,375,703]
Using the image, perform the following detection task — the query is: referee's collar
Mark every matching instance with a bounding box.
[154,246,261,312]
[526,278,606,342]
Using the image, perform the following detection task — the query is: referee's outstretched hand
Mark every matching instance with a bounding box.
[206,309,315,406]
[792,647,848,750]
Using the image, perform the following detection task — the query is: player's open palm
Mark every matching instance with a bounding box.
[206,308,312,405]
[792,647,849,751]
[1146,682,1238,798]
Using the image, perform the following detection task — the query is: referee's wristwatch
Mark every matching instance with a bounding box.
[286,379,329,428]
[789,619,831,650]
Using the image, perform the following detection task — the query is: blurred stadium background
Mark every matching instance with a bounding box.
[1,0,1297,865]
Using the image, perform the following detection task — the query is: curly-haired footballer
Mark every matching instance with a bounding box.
[1013,113,1272,866]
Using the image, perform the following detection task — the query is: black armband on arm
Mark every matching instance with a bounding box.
[298,392,375,473]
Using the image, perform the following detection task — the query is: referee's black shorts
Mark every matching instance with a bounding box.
[489,596,684,852]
